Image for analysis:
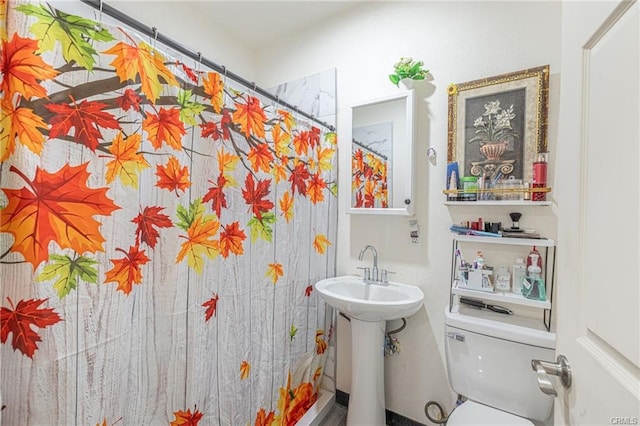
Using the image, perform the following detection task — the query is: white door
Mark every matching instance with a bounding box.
[554,0,640,424]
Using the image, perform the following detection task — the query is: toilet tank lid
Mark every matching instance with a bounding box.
[448,401,534,426]
[445,305,556,349]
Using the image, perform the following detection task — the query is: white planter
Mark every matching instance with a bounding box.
[400,78,414,89]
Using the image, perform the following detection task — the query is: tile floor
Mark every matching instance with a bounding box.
[318,403,347,425]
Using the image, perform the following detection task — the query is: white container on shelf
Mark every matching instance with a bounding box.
[494,265,511,292]
[512,258,526,294]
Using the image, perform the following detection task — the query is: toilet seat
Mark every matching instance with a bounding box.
[447,401,534,426]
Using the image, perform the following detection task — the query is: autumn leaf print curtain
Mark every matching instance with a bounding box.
[352,143,389,208]
[0,1,337,425]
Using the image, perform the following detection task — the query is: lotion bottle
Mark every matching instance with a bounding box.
[512,257,526,294]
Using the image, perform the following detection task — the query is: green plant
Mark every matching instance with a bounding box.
[388,57,429,86]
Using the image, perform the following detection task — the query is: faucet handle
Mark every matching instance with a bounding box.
[381,269,396,283]
[356,267,371,280]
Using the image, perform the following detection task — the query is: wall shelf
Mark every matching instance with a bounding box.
[444,200,552,206]
[453,234,555,247]
[442,186,552,205]
[452,281,551,309]
[449,233,556,332]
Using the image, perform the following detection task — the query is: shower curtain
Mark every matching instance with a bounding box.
[0,1,337,425]
[351,142,388,208]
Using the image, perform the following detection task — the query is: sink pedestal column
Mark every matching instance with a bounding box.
[347,318,386,426]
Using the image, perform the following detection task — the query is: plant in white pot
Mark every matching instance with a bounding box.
[388,57,429,88]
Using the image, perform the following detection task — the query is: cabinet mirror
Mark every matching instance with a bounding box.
[347,90,415,215]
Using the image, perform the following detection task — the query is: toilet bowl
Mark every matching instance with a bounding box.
[444,305,556,425]
[447,400,533,425]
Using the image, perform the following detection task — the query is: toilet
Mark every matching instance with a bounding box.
[444,305,556,425]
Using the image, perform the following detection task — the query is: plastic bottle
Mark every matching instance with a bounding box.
[495,265,511,292]
[527,246,543,277]
[474,251,484,269]
[512,257,526,294]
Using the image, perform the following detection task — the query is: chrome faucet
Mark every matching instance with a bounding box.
[358,245,379,282]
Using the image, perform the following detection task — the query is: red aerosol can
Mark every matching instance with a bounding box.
[532,152,548,201]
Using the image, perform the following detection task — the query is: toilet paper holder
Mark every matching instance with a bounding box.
[531,355,572,397]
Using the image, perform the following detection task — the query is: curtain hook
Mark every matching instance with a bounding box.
[221,65,227,86]
[151,26,158,51]
[98,0,104,27]
[195,51,202,83]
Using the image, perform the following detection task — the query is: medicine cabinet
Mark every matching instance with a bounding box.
[347,90,416,216]
[448,234,556,332]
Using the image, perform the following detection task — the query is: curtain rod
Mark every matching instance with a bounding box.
[79,0,335,131]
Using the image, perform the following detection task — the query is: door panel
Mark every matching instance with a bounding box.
[556,0,640,424]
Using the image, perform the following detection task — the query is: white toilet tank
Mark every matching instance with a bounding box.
[444,305,556,422]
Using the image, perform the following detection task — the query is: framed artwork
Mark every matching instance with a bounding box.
[447,65,549,184]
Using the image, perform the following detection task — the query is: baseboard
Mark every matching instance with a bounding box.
[335,389,426,426]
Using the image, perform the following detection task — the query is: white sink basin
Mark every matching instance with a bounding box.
[315,275,424,322]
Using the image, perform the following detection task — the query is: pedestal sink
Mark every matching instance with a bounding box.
[314,276,424,426]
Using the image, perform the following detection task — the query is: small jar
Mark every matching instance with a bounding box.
[460,176,478,201]
[495,265,511,292]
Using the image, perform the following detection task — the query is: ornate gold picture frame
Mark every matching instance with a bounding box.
[447,65,549,184]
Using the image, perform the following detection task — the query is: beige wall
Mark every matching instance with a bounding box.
[92,1,563,423]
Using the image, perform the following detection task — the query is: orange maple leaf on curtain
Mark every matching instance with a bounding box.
[247,143,274,173]
[0,297,62,358]
[240,360,251,380]
[277,109,295,132]
[115,88,142,112]
[1,34,59,100]
[233,95,267,139]
[199,121,221,140]
[176,214,220,274]
[202,71,224,113]
[104,246,150,295]
[170,408,203,426]
[255,408,275,426]
[217,147,240,187]
[202,174,228,218]
[306,173,326,205]
[242,174,274,220]
[292,131,309,157]
[131,205,173,249]
[279,191,294,224]
[272,123,291,157]
[202,293,219,322]
[309,127,321,150]
[266,263,283,285]
[315,329,327,354]
[0,163,120,268]
[271,157,287,184]
[105,132,150,188]
[156,156,191,194]
[274,373,317,426]
[45,98,120,151]
[103,41,179,104]
[289,163,310,196]
[219,221,246,258]
[1,98,48,161]
[312,234,331,255]
[143,107,186,151]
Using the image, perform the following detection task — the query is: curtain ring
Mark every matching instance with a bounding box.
[151,26,158,50]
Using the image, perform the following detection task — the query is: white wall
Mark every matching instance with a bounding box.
[255,2,562,423]
[84,1,563,423]
[104,0,255,77]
